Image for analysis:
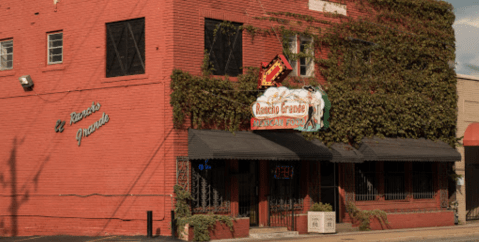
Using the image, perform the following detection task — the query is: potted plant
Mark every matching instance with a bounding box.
[308,202,336,233]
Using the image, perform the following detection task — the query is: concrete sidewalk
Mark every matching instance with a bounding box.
[214,223,479,242]
[275,223,479,242]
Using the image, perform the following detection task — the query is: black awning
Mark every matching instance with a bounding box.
[188,129,333,161]
[358,137,461,162]
[330,143,364,163]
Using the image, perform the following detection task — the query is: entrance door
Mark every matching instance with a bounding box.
[238,161,259,226]
[321,162,340,222]
[466,147,479,220]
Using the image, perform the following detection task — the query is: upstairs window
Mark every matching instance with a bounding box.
[204,19,243,76]
[347,37,375,78]
[0,40,13,70]
[106,18,145,78]
[286,35,314,77]
[48,32,63,64]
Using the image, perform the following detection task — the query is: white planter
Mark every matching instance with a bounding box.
[308,211,336,233]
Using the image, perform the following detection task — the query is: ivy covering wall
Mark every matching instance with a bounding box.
[170,0,459,147]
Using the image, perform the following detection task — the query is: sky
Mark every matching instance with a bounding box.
[442,0,479,76]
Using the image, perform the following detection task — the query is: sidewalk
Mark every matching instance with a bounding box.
[214,223,479,242]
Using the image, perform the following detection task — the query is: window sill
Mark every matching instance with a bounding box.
[0,69,16,77]
[42,64,65,72]
[101,74,149,83]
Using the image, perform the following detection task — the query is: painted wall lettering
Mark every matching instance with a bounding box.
[76,112,110,146]
[70,102,101,125]
[54,119,66,133]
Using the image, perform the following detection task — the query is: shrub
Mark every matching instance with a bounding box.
[309,202,333,212]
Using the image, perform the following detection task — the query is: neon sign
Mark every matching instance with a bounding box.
[274,166,294,179]
[199,159,212,171]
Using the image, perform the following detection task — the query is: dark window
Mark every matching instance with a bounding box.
[106,18,145,77]
[204,18,242,76]
[347,37,374,78]
[413,162,434,199]
[191,160,230,213]
[384,162,406,200]
[355,162,378,201]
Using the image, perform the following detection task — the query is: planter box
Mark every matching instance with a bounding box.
[308,211,336,233]
[180,217,250,241]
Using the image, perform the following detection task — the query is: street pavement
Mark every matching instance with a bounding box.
[2,223,479,242]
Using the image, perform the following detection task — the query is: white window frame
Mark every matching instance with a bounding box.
[48,32,63,64]
[286,35,314,77]
[0,39,13,71]
[299,36,314,77]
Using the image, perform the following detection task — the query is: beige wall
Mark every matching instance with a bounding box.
[456,74,479,224]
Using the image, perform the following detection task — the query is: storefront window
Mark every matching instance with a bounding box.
[384,162,406,200]
[191,160,230,213]
[413,162,434,199]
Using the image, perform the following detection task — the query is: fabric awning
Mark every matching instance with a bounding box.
[188,129,334,161]
[464,122,479,146]
[358,137,461,162]
[330,143,364,163]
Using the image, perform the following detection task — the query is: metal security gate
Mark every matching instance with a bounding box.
[467,164,479,220]
[267,196,301,230]
[238,161,259,226]
[268,161,302,230]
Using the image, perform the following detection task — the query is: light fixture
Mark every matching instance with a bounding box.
[18,75,34,88]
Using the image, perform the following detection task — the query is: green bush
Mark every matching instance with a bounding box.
[346,201,389,231]
[173,185,234,241]
[309,202,333,212]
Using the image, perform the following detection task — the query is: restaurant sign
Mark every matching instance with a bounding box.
[250,86,330,131]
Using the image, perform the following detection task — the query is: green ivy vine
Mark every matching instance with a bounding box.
[346,201,389,231]
[170,0,459,147]
[174,185,234,242]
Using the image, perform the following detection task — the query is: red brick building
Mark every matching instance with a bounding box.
[0,0,460,239]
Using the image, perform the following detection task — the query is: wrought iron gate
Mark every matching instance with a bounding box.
[267,196,302,230]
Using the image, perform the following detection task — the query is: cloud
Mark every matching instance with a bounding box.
[455,17,479,28]
[441,1,479,76]
[453,22,479,75]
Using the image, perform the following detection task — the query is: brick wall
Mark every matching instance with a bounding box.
[366,211,454,230]
[0,0,177,237]
[0,0,373,237]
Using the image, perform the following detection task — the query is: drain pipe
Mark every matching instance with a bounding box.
[147,211,153,238]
